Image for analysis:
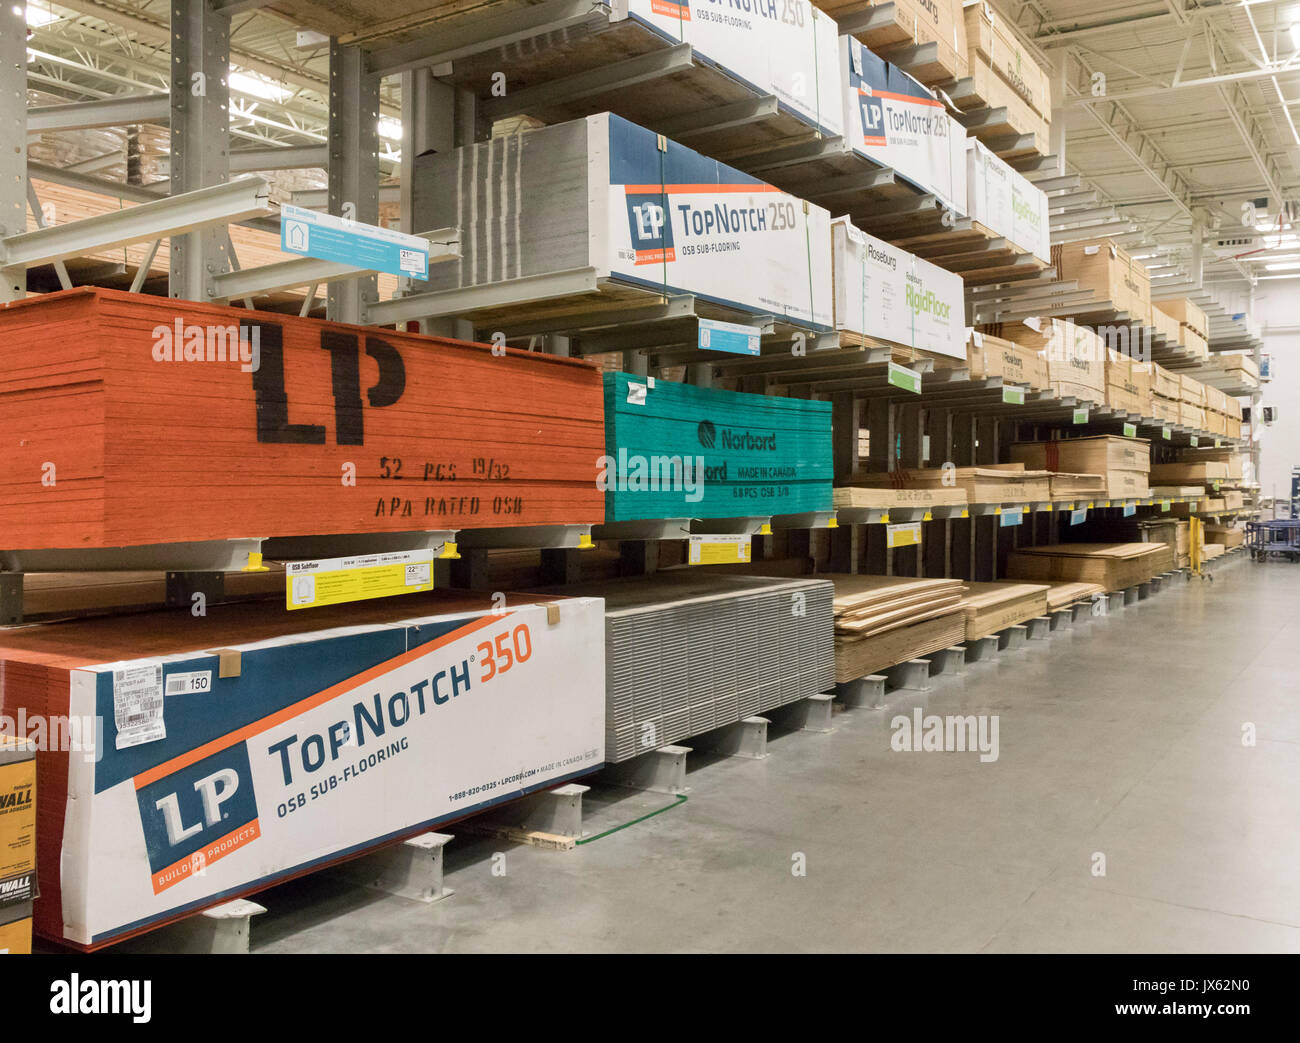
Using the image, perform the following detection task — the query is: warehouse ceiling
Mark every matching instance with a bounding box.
[18,0,1300,284]
[1016,0,1300,286]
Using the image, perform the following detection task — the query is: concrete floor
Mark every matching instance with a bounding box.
[253,555,1300,953]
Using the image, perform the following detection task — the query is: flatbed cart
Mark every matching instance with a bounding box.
[1247,520,1300,562]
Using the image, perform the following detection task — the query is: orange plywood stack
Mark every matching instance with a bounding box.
[0,288,605,550]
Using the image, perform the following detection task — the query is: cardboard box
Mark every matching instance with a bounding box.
[831,217,966,358]
[963,0,1052,116]
[1155,298,1208,339]
[0,739,36,931]
[1009,435,1150,476]
[839,36,967,215]
[966,330,1050,388]
[1053,239,1152,325]
[413,112,834,331]
[965,138,1050,262]
[825,0,969,85]
[0,912,31,954]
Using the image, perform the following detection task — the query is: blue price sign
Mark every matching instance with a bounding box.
[280,204,431,279]
[698,317,762,356]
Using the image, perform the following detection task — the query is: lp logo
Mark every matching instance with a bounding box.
[250,321,406,445]
[860,95,884,132]
[136,744,258,873]
[154,768,239,846]
[633,202,665,241]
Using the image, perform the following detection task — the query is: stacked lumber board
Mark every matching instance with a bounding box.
[959,581,1050,640]
[0,288,605,550]
[832,486,968,512]
[18,569,284,620]
[602,373,832,521]
[831,218,966,361]
[826,574,966,683]
[1009,435,1150,500]
[1150,361,1182,424]
[0,589,607,948]
[1044,581,1104,611]
[1105,349,1154,415]
[1005,543,1171,591]
[844,465,1050,503]
[412,113,832,331]
[1205,524,1244,549]
[533,573,835,762]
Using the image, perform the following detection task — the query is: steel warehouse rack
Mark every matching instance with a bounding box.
[0,0,1272,957]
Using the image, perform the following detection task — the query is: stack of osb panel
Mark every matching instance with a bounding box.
[0,287,606,552]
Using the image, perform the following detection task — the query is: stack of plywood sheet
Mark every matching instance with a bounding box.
[1047,473,1106,499]
[0,287,606,551]
[831,218,966,363]
[843,465,1049,503]
[1205,524,1244,549]
[1009,435,1150,500]
[982,319,1107,403]
[832,486,968,512]
[965,330,1050,388]
[1150,362,1182,424]
[1104,350,1154,415]
[1005,542,1171,590]
[1141,518,1190,568]
[0,589,608,949]
[826,0,969,86]
[534,573,835,763]
[412,113,833,332]
[827,574,966,683]
[1051,239,1152,324]
[1044,581,1104,611]
[602,373,832,521]
[1154,299,1209,359]
[958,1,1052,154]
[959,581,1050,640]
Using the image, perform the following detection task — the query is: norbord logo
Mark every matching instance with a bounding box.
[50,974,151,1023]
[151,319,260,372]
[891,709,1000,762]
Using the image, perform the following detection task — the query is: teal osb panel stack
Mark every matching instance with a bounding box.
[602,373,832,521]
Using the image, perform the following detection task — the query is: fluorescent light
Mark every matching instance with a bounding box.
[1264,261,1300,270]
[1292,23,1300,49]
[26,2,57,26]
[229,69,288,101]
[378,117,403,141]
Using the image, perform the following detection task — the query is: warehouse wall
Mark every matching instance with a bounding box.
[1242,279,1300,505]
